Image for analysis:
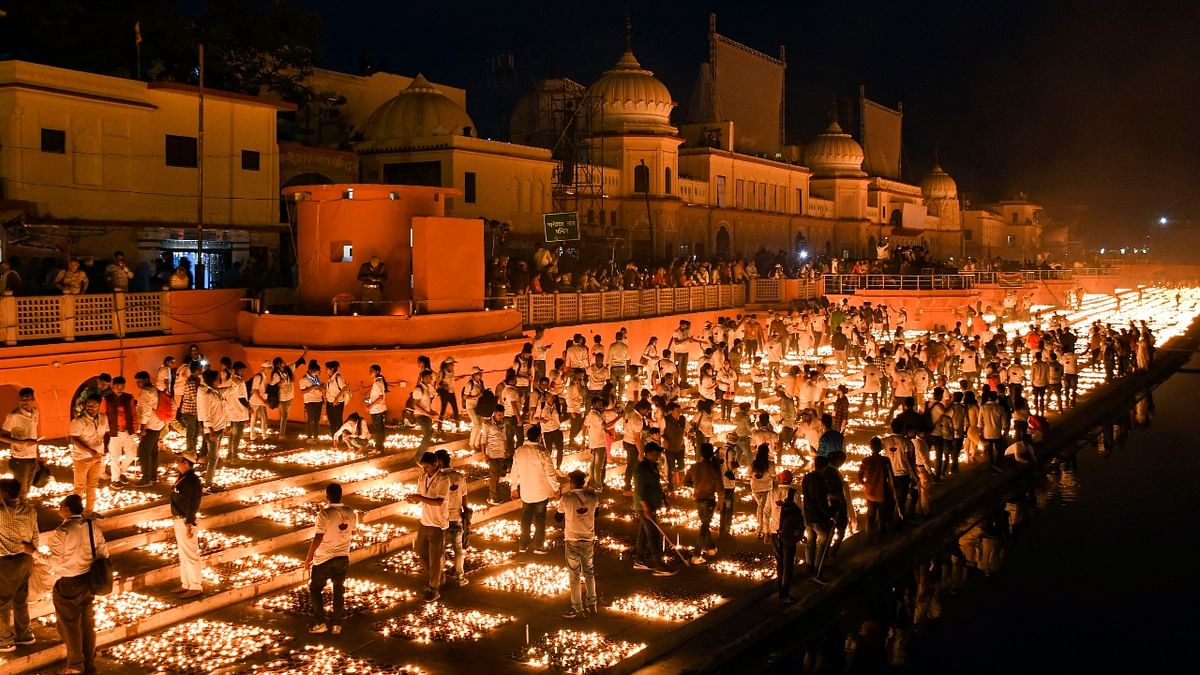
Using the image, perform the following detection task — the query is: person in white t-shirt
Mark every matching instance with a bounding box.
[304,483,358,635]
[366,364,389,453]
[406,452,450,601]
[556,470,598,618]
[0,387,40,498]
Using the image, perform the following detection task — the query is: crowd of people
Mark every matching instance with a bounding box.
[0,249,274,296]
[482,242,1078,300]
[0,287,1163,668]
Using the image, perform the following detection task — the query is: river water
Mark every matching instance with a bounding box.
[762,365,1200,675]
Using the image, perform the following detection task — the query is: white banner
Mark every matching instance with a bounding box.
[862,97,902,179]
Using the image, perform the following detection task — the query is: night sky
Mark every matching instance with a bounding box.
[299,0,1199,244]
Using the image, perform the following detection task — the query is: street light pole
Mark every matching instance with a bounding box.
[196,44,206,289]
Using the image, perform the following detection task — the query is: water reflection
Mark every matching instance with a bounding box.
[765,390,1155,674]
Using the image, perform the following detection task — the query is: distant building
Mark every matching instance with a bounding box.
[0,60,291,286]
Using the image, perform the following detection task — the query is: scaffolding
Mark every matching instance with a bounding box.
[545,83,606,239]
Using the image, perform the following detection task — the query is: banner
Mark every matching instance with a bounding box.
[712,33,785,156]
[861,96,902,179]
[901,203,928,229]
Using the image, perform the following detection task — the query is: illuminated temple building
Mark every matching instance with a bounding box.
[0,14,1059,276]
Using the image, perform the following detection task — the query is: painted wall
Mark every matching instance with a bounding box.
[286,183,456,313]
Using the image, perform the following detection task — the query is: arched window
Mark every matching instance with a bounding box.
[716,226,731,258]
[633,162,650,193]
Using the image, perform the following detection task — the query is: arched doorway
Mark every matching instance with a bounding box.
[716,226,731,259]
[867,236,876,257]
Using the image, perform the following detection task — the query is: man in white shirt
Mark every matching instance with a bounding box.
[436,449,469,586]
[304,483,358,635]
[0,387,40,498]
[406,452,450,602]
[68,395,108,516]
[608,330,631,401]
[323,361,349,438]
[583,397,611,490]
[47,493,107,674]
[556,470,598,618]
[0,478,37,651]
[197,371,229,490]
[133,373,167,487]
[507,426,560,554]
[668,321,695,387]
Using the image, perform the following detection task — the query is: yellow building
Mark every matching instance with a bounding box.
[0,60,290,283]
[350,35,985,264]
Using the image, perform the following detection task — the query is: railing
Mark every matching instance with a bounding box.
[747,278,821,304]
[822,274,976,295]
[1,291,171,346]
[506,284,747,327]
[1071,267,1121,276]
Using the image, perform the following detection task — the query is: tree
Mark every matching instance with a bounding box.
[0,0,323,104]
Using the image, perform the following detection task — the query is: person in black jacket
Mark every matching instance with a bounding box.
[633,444,676,576]
[170,452,204,598]
[801,455,834,578]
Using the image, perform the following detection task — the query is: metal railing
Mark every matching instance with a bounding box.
[747,278,821,304]
[504,284,748,327]
[821,274,976,295]
[1,290,171,346]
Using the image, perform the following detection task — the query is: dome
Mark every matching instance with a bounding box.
[803,120,865,177]
[358,74,475,151]
[587,49,675,133]
[920,163,958,199]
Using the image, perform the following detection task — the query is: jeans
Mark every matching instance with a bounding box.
[447,522,465,578]
[520,499,548,551]
[250,404,269,440]
[503,417,523,455]
[414,525,446,591]
[309,556,349,626]
[622,442,640,490]
[53,574,95,673]
[304,402,323,439]
[753,490,771,536]
[893,475,914,519]
[772,533,800,598]
[371,412,387,452]
[865,499,891,541]
[804,521,831,571]
[416,415,434,451]
[203,431,224,486]
[636,511,664,568]
[543,429,565,467]
[179,411,199,456]
[7,458,37,498]
[437,387,459,424]
[137,428,162,484]
[611,365,627,401]
[227,421,245,461]
[0,553,33,647]
[278,399,292,437]
[326,403,345,438]
[674,352,690,386]
[487,457,507,502]
[72,456,102,514]
[568,414,584,446]
[564,540,597,611]
[718,488,735,539]
[695,498,716,551]
[589,447,607,490]
[982,438,1002,469]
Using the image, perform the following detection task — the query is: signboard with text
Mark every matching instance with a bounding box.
[543,212,580,242]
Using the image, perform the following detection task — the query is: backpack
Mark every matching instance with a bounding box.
[265,382,281,409]
[154,390,176,422]
[778,488,805,539]
[475,388,498,417]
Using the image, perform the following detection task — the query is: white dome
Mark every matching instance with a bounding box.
[920,163,958,199]
[588,49,675,133]
[804,120,865,177]
[358,74,476,151]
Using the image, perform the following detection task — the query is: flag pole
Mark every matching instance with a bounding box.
[196,43,205,289]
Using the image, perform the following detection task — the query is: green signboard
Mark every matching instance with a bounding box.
[543,212,580,242]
